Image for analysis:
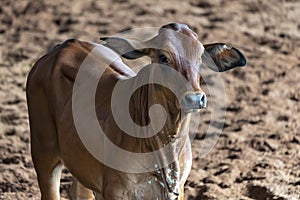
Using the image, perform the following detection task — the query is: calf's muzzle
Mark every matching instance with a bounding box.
[181,92,207,113]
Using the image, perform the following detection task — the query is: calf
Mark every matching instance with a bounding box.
[26,23,246,200]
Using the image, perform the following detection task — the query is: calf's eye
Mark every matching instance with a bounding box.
[159,55,169,64]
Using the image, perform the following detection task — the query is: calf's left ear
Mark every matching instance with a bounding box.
[100,37,146,59]
[203,43,247,72]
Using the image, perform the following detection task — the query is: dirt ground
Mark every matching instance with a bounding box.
[0,0,299,199]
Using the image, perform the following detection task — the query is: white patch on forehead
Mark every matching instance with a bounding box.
[199,42,204,54]
[198,42,205,64]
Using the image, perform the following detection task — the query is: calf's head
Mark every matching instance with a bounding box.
[101,23,246,134]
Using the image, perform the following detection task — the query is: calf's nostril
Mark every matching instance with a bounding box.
[199,92,207,108]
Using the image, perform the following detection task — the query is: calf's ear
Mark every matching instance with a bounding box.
[100,37,146,59]
[203,43,247,72]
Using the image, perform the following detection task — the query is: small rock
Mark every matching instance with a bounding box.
[5,128,16,136]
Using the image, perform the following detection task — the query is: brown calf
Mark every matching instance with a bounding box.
[26,23,246,200]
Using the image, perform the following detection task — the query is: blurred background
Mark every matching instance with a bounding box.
[0,0,299,199]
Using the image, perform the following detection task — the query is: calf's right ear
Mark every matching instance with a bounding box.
[100,37,146,60]
[203,43,247,72]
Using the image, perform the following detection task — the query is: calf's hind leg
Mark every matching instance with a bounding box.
[30,124,63,200]
[28,89,62,200]
[32,156,62,200]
